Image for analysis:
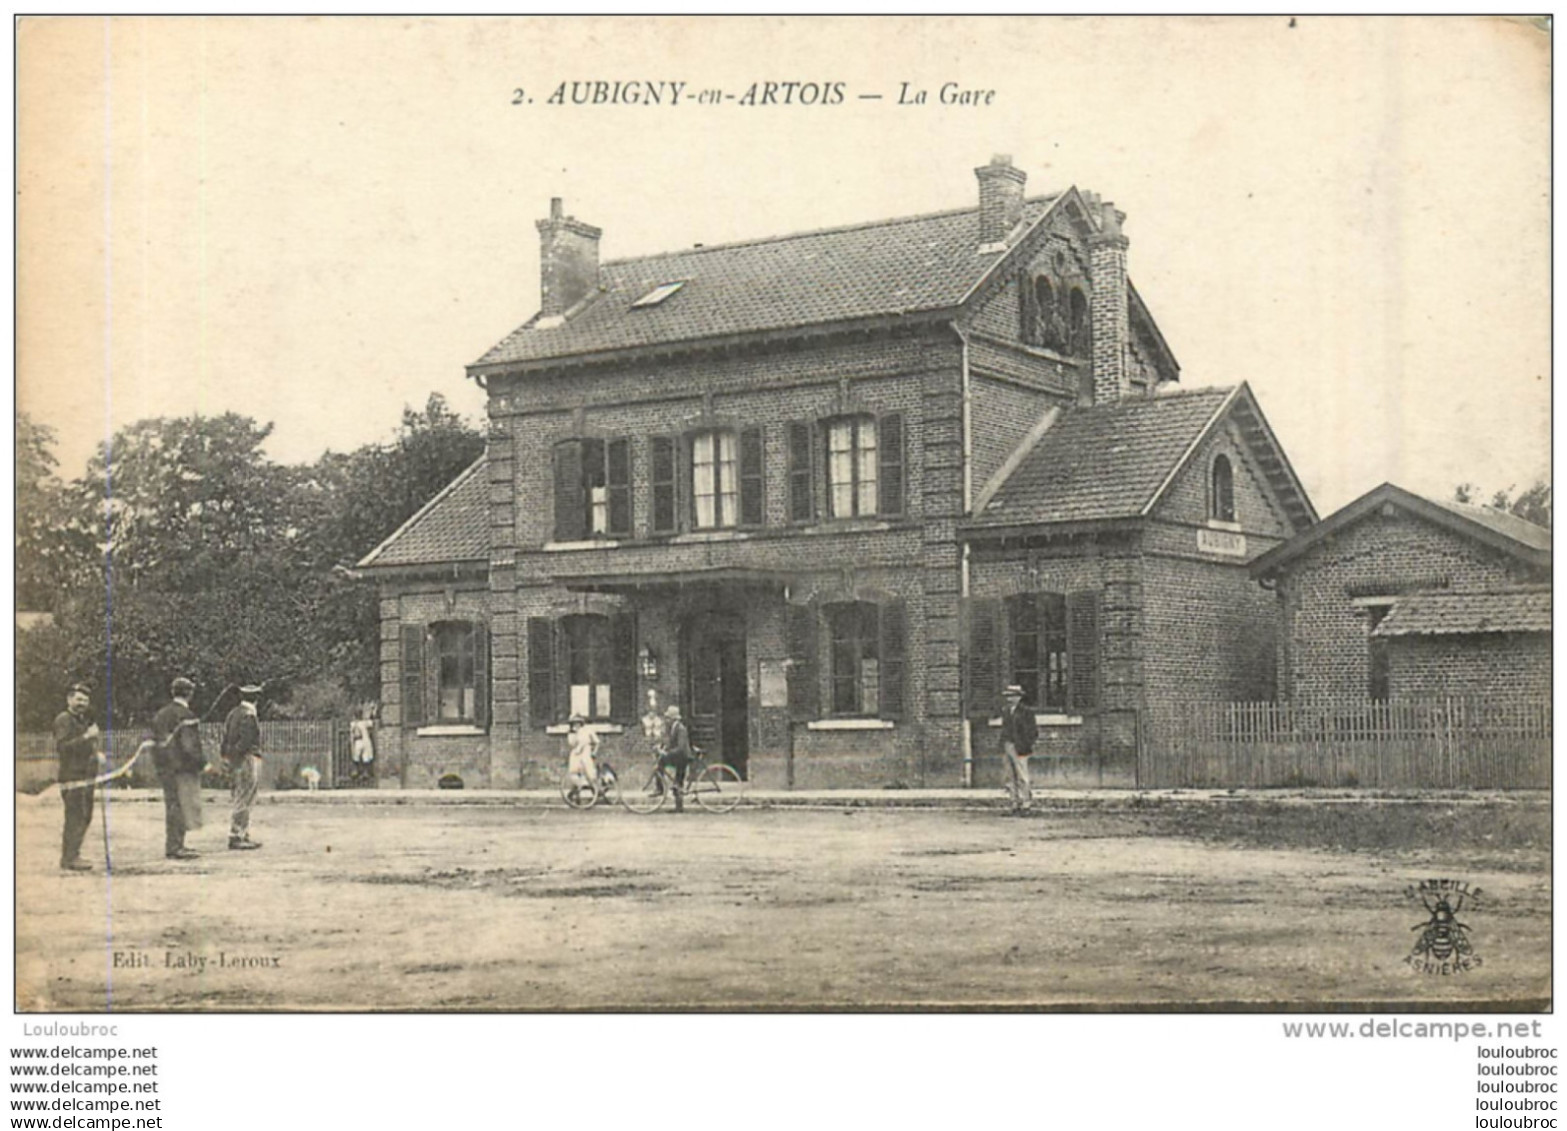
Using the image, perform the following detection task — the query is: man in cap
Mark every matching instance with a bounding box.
[999,684,1038,815]
[151,677,205,859]
[221,684,264,850]
[657,704,693,813]
[53,682,105,871]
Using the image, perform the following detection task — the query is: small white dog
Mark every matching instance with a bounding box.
[299,766,322,792]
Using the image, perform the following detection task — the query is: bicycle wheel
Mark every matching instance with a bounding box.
[620,765,667,814]
[596,764,622,808]
[692,763,744,813]
[560,770,596,810]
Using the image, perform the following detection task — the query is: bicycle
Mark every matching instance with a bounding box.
[620,747,744,814]
[559,760,621,810]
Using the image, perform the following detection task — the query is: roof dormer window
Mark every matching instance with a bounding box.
[631,281,685,308]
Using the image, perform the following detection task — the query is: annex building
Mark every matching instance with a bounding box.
[359,155,1316,790]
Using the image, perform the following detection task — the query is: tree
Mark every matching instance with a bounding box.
[295,394,484,700]
[15,414,77,611]
[16,398,486,726]
[1454,479,1551,529]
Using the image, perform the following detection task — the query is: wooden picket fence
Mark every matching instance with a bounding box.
[15,720,350,792]
[1142,697,1552,790]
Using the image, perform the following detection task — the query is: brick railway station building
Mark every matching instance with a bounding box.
[359,155,1319,790]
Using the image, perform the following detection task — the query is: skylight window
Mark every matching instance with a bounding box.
[631,281,686,308]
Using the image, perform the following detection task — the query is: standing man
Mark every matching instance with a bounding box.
[53,682,105,872]
[658,704,693,813]
[151,677,205,860]
[999,684,1038,815]
[221,684,264,851]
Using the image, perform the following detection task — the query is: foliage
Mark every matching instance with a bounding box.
[15,396,484,726]
[16,414,77,611]
[1454,479,1551,529]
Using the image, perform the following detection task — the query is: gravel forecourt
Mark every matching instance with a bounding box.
[15,790,1550,1012]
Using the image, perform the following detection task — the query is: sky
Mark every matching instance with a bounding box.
[17,15,1551,516]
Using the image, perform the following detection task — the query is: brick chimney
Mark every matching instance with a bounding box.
[536,197,602,318]
[1089,199,1131,404]
[974,154,1026,249]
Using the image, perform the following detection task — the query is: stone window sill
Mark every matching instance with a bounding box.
[1205,519,1243,533]
[670,529,752,544]
[416,725,487,737]
[807,718,895,731]
[986,714,1084,727]
[543,539,623,552]
[543,723,626,736]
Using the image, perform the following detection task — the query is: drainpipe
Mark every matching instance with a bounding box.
[955,324,975,788]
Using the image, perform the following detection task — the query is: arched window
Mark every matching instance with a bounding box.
[1033,277,1055,346]
[1210,455,1236,523]
[1068,287,1091,357]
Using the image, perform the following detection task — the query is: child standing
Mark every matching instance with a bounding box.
[565,714,600,800]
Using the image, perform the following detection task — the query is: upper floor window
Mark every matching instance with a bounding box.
[554,438,632,541]
[401,619,490,729]
[692,430,739,529]
[1210,455,1236,523]
[827,417,878,519]
[822,414,904,520]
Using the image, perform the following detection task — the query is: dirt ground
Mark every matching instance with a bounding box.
[14,791,1550,1011]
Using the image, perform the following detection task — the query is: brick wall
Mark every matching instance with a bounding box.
[1388,633,1551,700]
[1275,511,1538,703]
[968,374,1064,502]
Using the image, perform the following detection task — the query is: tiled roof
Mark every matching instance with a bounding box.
[970,386,1236,527]
[1252,483,1552,579]
[357,458,488,569]
[1427,497,1553,554]
[1375,587,1552,637]
[474,198,1061,368]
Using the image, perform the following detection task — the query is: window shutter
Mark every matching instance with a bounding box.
[553,441,585,542]
[786,604,819,721]
[472,621,490,728]
[401,623,426,727]
[1066,589,1101,713]
[651,436,677,534]
[607,438,633,536]
[878,413,904,517]
[610,612,636,723]
[527,617,557,727]
[962,597,1002,719]
[740,426,765,527]
[879,599,906,720]
[1017,272,1034,342]
[787,421,814,523]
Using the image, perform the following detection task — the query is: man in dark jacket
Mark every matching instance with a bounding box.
[151,678,205,860]
[220,684,263,850]
[999,684,1038,814]
[658,704,693,813]
[53,682,105,871]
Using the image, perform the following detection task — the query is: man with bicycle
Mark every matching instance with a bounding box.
[657,704,693,813]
